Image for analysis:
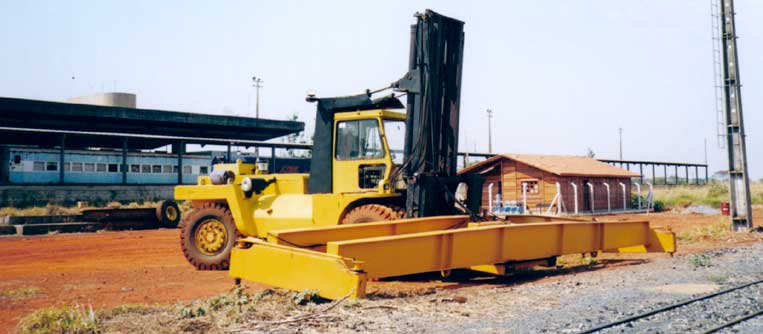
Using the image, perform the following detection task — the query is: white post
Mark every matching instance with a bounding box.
[635,182,642,210]
[604,182,611,213]
[619,182,626,211]
[570,182,579,215]
[556,182,562,215]
[488,183,494,212]
[586,182,595,213]
[522,182,528,214]
[646,182,654,213]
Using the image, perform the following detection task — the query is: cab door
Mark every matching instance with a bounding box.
[332,118,390,193]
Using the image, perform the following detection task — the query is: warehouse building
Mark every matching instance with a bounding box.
[458,154,639,215]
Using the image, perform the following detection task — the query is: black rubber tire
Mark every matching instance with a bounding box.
[156,200,181,228]
[179,202,239,270]
[340,204,403,225]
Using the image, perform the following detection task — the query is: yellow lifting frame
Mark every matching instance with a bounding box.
[230,216,675,300]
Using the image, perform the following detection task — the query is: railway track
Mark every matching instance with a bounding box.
[578,278,763,334]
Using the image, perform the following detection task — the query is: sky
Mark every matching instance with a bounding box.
[0,1,761,179]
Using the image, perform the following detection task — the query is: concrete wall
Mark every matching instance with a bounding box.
[0,185,175,207]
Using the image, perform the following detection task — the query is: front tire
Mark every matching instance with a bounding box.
[340,204,403,225]
[180,203,238,270]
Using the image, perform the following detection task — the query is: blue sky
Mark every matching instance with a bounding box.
[0,1,760,178]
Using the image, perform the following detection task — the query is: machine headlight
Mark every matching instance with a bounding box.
[241,177,253,192]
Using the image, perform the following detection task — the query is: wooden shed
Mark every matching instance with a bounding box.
[458,154,640,214]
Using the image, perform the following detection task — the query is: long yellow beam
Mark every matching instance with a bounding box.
[230,218,675,300]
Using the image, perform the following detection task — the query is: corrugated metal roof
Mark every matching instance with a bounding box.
[459,154,639,178]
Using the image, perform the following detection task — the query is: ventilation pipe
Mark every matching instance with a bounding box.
[586,182,595,213]
[619,182,627,210]
[603,182,611,213]
[570,182,579,215]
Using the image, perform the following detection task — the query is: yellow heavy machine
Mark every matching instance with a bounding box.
[175,10,676,299]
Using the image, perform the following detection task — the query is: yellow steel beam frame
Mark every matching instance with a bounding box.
[230,217,675,300]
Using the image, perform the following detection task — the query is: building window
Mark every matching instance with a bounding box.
[183,165,192,174]
[108,164,118,172]
[521,180,540,194]
[162,165,173,173]
[96,163,107,172]
[130,164,140,173]
[33,161,45,171]
[64,162,71,172]
[199,166,209,175]
[84,163,95,172]
[46,162,58,171]
[141,165,151,173]
[152,165,162,173]
[72,162,83,172]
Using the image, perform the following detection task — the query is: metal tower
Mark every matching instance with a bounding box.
[713,0,753,231]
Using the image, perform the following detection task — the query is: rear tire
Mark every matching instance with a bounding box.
[180,203,238,270]
[341,204,403,225]
[156,200,181,228]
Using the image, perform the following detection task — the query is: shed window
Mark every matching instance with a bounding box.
[96,163,107,172]
[108,164,118,172]
[521,180,540,194]
[33,161,45,171]
[84,163,95,172]
[71,162,83,172]
[46,162,58,171]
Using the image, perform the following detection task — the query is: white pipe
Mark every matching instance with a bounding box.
[570,182,579,215]
[604,182,611,212]
[646,182,654,213]
[619,182,626,210]
[586,182,595,213]
[488,183,494,212]
[635,182,642,210]
[522,182,528,214]
[556,182,562,215]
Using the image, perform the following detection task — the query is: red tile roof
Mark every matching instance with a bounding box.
[459,154,639,178]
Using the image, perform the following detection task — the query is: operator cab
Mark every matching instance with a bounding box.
[332,109,405,194]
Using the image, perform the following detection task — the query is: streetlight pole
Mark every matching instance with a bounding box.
[252,76,264,158]
[487,108,493,153]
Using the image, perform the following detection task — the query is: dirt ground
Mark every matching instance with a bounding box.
[1,208,761,333]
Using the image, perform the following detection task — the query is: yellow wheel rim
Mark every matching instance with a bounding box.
[165,206,178,221]
[194,218,228,256]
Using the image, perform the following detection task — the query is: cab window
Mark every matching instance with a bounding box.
[335,119,384,160]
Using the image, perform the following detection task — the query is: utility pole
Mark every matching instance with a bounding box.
[618,127,623,160]
[704,138,708,165]
[252,76,264,158]
[486,108,493,153]
[715,0,753,231]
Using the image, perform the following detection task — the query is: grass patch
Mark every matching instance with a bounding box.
[690,254,712,268]
[18,305,100,334]
[1,287,41,299]
[17,285,348,334]
[677,218,731,243]
[652,182,763,210]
